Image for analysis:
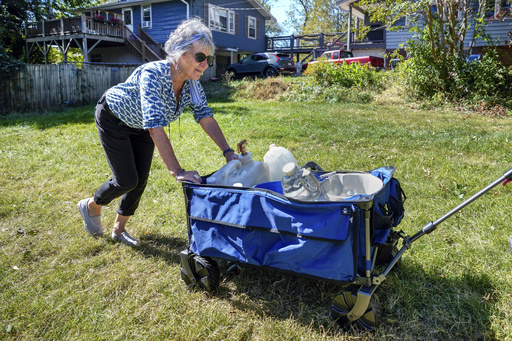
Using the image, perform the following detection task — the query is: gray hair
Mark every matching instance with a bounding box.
[164,18,215,64]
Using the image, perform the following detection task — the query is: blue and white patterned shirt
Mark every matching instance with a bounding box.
[105,60,213,130]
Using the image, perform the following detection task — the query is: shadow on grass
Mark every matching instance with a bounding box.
[0,105,96,129]
[136,232,187,266]
[126,228,497,338]
[202,258,498,338]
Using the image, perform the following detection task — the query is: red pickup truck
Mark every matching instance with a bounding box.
[302,50,385,71]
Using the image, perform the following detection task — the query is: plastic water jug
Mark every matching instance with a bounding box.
[206,139,270,187]
[321,173,383,200]
[281,162,327,201]
[263,144,297,182]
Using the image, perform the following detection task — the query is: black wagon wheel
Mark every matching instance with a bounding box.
[180,254,220,292]
[331,289,382,332]
[264,67,278,78]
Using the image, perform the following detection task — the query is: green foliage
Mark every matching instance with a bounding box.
[304,60,385,90]
[284,0,347,35]
[397,38,512,108]
[0,45,25,80]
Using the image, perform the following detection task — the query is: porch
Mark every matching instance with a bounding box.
[25,11,165,64]
[266,28,385,64]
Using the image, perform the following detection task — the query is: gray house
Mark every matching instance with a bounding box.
[335,0,512,64]
[25,0,274,78]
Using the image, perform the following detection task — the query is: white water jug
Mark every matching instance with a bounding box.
[264,144,297,182]
[206,140,270,187]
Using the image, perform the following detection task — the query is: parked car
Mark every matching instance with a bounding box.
[226,53,296,78]
[302,50,385,71]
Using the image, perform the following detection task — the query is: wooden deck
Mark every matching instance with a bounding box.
[266,30,385,63]
[25,14,165,63]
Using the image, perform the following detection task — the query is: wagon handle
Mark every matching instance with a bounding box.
[410,167,512,244]
[237,139,248,156]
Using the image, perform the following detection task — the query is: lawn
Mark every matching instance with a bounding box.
[1,96,511,340]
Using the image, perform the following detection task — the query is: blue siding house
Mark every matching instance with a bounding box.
[85,0,273,77]
[335,0,512,66]
[25,0,273,78]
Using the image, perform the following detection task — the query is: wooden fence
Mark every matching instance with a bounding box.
[1,64,138,115]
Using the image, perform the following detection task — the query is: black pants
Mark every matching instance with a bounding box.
[93,94,155,216]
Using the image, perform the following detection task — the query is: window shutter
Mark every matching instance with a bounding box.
[235,13,239,35]
[256,19,260,40]
[244,15,248,37]
[204,3,209,26]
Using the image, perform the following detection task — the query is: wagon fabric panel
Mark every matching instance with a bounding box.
[183,166,403,283]
[186,186,358,282]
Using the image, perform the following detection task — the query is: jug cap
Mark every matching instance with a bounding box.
[282,162,298,176]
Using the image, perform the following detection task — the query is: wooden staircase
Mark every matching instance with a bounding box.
[122,24,166,62]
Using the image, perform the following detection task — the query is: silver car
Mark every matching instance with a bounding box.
[226,53,296,78]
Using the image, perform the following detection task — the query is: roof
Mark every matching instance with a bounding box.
[335,0,366,19]
[85,0,274,20]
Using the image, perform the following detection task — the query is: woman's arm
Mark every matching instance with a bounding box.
[148,126,201,183]
[199,116,237,162]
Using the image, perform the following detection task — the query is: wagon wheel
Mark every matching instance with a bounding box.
[180,254,220,292]
[331,289,382,332]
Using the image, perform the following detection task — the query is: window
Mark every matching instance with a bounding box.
[247,16,256,39]
[123,8,132,26]
[497,0,512,17]
[484,0,512,17]
[142,5,151,28]
[209,5,235,34]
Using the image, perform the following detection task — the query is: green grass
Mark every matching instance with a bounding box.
[1,98,512,340]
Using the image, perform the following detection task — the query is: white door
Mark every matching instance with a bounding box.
[123,8,133,32]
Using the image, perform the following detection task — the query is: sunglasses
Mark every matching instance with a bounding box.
[187,51,215,66]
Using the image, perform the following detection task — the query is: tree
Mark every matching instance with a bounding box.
[358,0,491,60]
[257,0,284,36]
[357,0,512,107]
[0,0,94,64]
[284,0,347,35]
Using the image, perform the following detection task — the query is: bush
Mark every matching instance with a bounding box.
[304,60,385,90]
[397,39,512,110]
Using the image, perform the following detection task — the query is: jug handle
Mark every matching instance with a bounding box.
[237,139,248,156]
[223,160,242,178]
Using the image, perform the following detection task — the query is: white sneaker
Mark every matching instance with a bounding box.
[111,231,139,247]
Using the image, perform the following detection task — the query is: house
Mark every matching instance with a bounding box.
[25,0,274,79]
[335,0,512,65]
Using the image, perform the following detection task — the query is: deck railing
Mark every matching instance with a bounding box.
[267,29,385,63]
[26,13,124,38]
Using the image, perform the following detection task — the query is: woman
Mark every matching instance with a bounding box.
[77,18,236,246]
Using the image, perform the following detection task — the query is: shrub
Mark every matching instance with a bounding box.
[304,60,385,90]
[397,38,512,110]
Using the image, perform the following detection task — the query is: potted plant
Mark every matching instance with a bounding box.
[109,17,120,25]
[93,14,105,22]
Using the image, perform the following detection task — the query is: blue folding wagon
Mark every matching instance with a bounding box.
[179,162,407,330]
[178,161,512,331]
